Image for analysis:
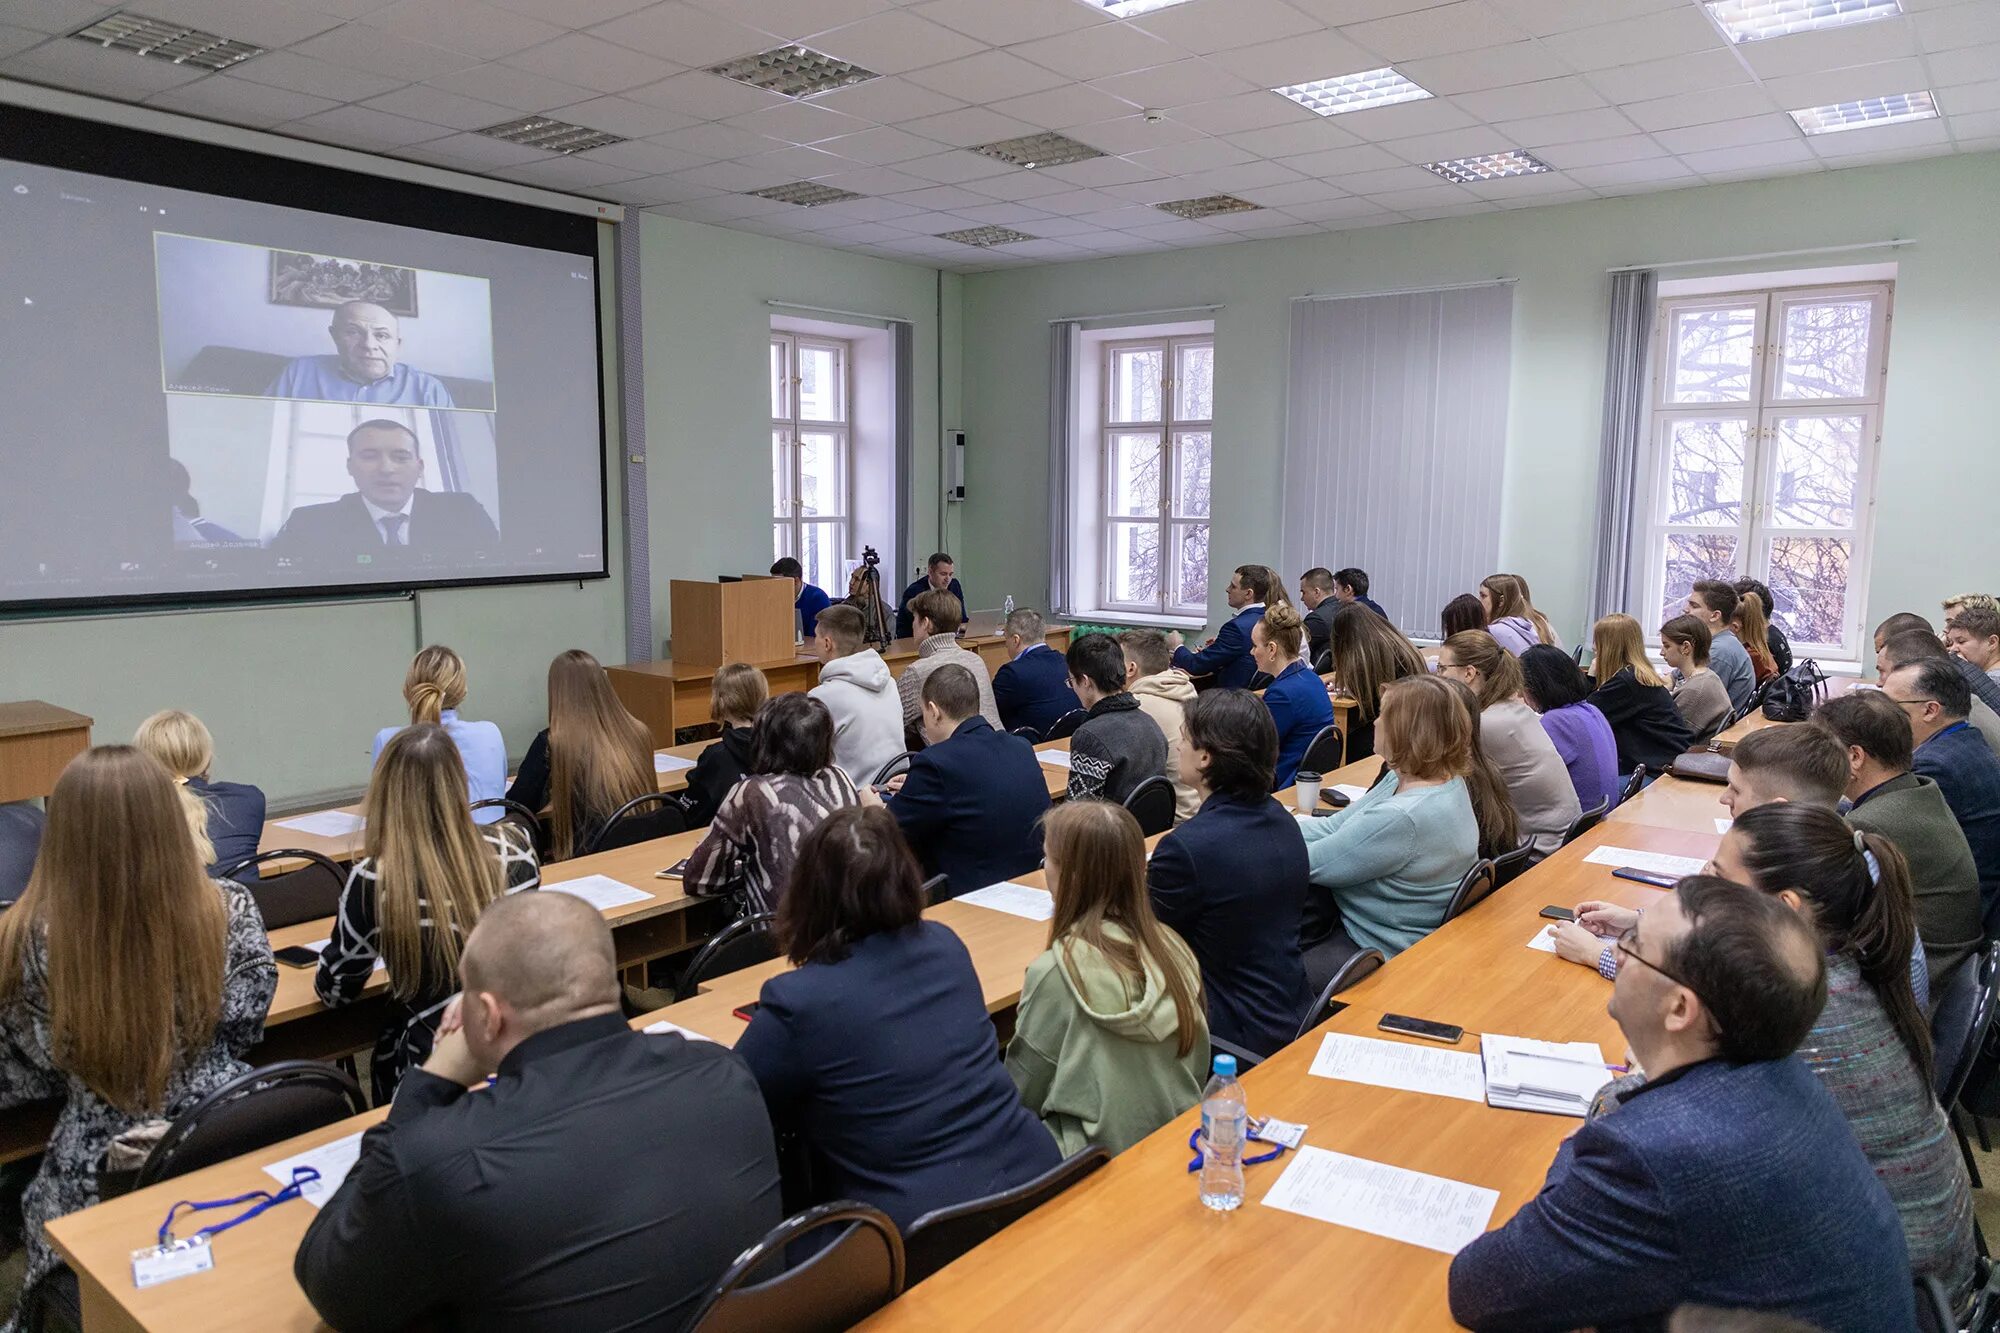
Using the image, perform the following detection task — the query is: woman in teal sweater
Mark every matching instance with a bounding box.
[1006,800,1209,1155]
[1299,676,1481,958]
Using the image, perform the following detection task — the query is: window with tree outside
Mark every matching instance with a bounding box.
[1102,335,1213,617]
[771,333,849,595]
[1643,282,1891,661]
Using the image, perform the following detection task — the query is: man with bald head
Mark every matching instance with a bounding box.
[267,300,458,407]
[296,892,782,1332]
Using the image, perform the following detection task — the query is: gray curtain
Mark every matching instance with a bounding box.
[893,319,914,586]
[614,216,652,662]
[1047,321,1078,616]
[1586,269,1657,627]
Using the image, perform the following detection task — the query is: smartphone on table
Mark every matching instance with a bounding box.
[1611,867,1678,889]
[274,945,321,968]
[1539,905,1576,922]
[1377,1012,1465,1044]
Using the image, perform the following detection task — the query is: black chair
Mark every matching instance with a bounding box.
[1489,844,1535,888]
[1617,765,1647,806]
[1559,797,1612,848]
[1441,859,1498,923]
[672,913,778,1002]
[1210,1034,1269,1070]
[1311,649,1333,674]
[1296,948,1385,1041]
[686,1201,904,1333]
[1008,726,1041,739]
[1245,672,1274,693]
[872,752,914,787]
[1299,725,1345,777]
[1042,710,1088,742]
[1122,776,1176,837]
[1571,644,1585,664]
[1915,1273,1953,1333]
[584,792,689,855]
[921,874,950,906]
[903,1148,1110,1285]
[213,849,345,930]
[133,1061,364,1192]
[1932,946,1992,1101]
[1939,948,2000,1187]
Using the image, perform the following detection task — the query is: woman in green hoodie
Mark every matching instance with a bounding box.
[1006,800,1209,1155]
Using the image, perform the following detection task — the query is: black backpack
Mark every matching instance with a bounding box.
[1761,658,1828,723]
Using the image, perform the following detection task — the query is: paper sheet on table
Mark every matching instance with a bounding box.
[1037,750,1072,770]
[1307,1033,1485,1103]
[1714,817,1732,834]
[275,810,365,839]
[655,753,697,774]
[957,882,1055,921]
[264,1131,365,1209]
[1261,1146,1499,1255]
[1482,1034,1610,1116]
[643,1019,715,1043]
[1526,925,1558,954]
[1581,846,1707,877]
[305,940,386,973]
[1331,784,1369,801]
[546,875,652,911]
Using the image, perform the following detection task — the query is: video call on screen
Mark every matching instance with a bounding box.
[0,135,607,611]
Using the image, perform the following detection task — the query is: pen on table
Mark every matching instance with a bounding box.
[1605,1063,1630,1073]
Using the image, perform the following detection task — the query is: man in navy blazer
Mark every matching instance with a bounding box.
[269,420,498,565]
[1449,877,1912,1332]
[1167,564,1270,689]
[992,608,1080,737]
[893,551,968,641]
[887,664,1049,898]
[1886,657,2000,929]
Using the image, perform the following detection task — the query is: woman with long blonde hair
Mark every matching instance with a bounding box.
[1007,800,1208,1155]
[371,644,508,820]
[1585,612,1694,780]
[1331,603,1429,761]
[319,724,539,1100]
[0,747,275,1316]
[504,650,659,860]
[134,709,265,877]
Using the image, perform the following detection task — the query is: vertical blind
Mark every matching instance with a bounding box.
[1281,283,1514,637]
[1587,269,1656,626]
[1046,321,1078,616]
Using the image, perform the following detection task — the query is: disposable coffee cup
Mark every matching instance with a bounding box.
[1293,771,1322,815]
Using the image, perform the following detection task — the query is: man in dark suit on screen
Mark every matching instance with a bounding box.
[269,419,497,564]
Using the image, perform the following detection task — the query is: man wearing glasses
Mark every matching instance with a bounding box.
[1449,878,1910,1332]
[1883,658,2000,932]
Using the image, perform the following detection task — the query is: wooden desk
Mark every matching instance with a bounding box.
[1712,673,1866,749]
[256,804,368,867]
[0,701,91,802]
[1606,774,1729,835]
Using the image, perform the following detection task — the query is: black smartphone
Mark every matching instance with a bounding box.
[732,1001,761,1021]
[1319,788,1351,809]
[1612,866,1678,888]
[656,859,690,880]
[274,945,320,968]
[1378,1012,1465,1044]
[1539,905,1576,922]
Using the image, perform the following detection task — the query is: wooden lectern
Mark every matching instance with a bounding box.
[667,578,797,668]
[0,702,92,802]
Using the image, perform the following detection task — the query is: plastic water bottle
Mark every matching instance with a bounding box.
[1199,1053,1246,1211]
[1002,593,1015,618]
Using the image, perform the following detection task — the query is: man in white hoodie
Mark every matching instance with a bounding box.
[808,604,904,785]
[1115,628,1199,825]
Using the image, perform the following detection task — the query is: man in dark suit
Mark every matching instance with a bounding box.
[992,607,1080,737]
[887,663,1049,897]
[1332,566,1388,621]
[1449,877,1912,1332]
[296,892,783,1331]
[1884,657,2000,930]
[893,551,968,640]
[268,419,498,564]
[1167,564,1269,689]
[1297,567,1341,666]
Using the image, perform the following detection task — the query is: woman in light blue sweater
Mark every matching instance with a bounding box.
[1300,676,1482,959]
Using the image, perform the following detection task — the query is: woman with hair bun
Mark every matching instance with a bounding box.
[372,644,507,820]
[1252,602,1335,790]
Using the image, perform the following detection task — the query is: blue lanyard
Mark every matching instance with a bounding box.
[1185,1125,1287,1174]
[158,1167,320,1248]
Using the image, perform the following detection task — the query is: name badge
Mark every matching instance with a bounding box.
[1253,1117,1308,1151]
[131,1235,213,1289]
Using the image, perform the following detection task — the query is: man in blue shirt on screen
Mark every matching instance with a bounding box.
[266,301,457,408]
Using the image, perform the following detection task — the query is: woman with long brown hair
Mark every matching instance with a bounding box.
[1330,602,1429,761]
[0,747,276,1317]
[1478,575,1542,656]
[504,649,659,860]
[1007,800,1207,1155]
[1500,572,1561,650]
[1734,589,1779,684]
[319,724,539,1100]
[372,644,508,819]
[1438,630,1580,857]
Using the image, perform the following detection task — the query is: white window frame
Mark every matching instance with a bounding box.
[770,332,852,592]
[1639,280,1892,662]
[1096,333,1213,619]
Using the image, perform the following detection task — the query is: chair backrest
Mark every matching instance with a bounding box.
[1617,765,1647,806]
[1295,948,1385,1041]
[1042,710,1088,742]
[1008,726,1041,739]
[673,912,778,1003]
[213,849,345,930]
[1559,797,1612,848]
[1914,1273,1953,1333]
[1571,644,1585,664]
[136,1061,365,1189]
[1311,648,1333,675]
[1441,859,1497,923]
[687,1201,904,1333]
[584,792,689,856]
[872,752,914,787]
[1121,776,1176,837]
[920,874,950,906]
[903,1148,1110,1285]
[1489,844,1535,888]
[1245,672,1274,693]
[1938,946,2000,1105]
[1299,725,1345,776]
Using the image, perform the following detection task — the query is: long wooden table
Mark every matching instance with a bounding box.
[1607,772,1730,835]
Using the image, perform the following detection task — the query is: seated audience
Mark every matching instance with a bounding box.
[1333,566,1388,621]
[1438,631,1581,856]
[1719,722,1847,818]
[1439,678,1524,861]
[1587,613,1696,776]
[296,893,782,1331]
[1947,602,2000,687]
[1686,581,1755,712]
[1882,658,2000,930]
[0,747,276,1318]
[1329,601,1428,762]
[888,664,1049,896]
[1477,575,1541,656]
[1734,576,1793,674]
[318,725,540,1102]
[1299,677,1481,960]
[1065,633,1168,804]
[677,662,765,828]
[1448,878,1913,1331]
[1167,565,1269,689]
[1118,629,1200,823]
[1659,615,1732,746]
[896,589,1000,737]
[1253,604,1335,790]
[1502,573,1561,649]
[1941,593,1998,625]
[1734,590,1778,685]
[808,603,904,785]
[893,551,968,641]
[1298,567,1340,664]
[737,807,1060,1229]
[1518,645,1620,814]
[1146,690,1310,1056]
[0,801,42,905]
[1441,592,1486,639]
[771,554,830,636]
[371,644,507,821]
[1820,691,1984,989]
[134,708,264,878]
[1879,624,2000,756]
[992,607,1080,738]
[503,649,656,860]
[1006,801,1208,1155]
[685,693,868,916]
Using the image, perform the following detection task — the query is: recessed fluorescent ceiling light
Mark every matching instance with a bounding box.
[70,12,263,70]
[1274,67,1432,118]
[1422,150,1552,184]
[938,226,1038,247]
[1705,0,1901,43]
[748,181,865,207]
[708,44,879,99]
[972,132,1105,170]
[1093,0,1199,16]
[1789,89,1937,134]
[478,116,626,154]
[1155,194,1260,220]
